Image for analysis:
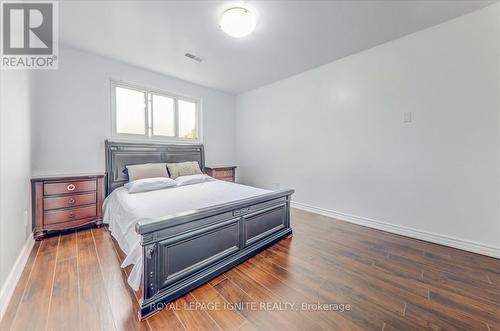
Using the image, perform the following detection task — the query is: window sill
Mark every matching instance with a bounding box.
[110,135,202,145]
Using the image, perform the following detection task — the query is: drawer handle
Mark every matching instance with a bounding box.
[68,198,75,205]
[67,184,76,191]
[69,212,75,219]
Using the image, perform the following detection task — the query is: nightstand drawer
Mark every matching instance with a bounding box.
[206,166,236,183]
[213,170,234,178]
[44,193,96,210]
[44,180,96,196]
[44,205,97,225]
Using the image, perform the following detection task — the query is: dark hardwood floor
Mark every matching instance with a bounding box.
[1,208,499,330]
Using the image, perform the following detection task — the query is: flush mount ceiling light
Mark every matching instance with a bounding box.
[219,7,256,38]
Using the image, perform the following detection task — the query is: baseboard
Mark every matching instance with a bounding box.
[291,201,500,259]
[0,235,35,321]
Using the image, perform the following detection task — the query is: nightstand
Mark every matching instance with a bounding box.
[206,166,236,183]
[31,174,105,240]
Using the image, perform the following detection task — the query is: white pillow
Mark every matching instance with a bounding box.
[125,177,176,193]
[175,174,213,186]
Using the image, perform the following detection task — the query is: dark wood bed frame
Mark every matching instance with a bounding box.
[105,140,294,320]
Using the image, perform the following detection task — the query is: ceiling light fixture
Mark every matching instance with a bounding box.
[219,7,256,38]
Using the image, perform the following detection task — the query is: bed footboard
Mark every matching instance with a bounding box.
[136,189,294,320]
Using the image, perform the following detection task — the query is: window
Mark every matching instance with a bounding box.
[111,81,201,141]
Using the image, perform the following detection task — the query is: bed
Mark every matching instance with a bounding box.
[104,140,294,320]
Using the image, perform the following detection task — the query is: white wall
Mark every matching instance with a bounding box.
[0,71,34,296]
[236,4,500,251]
[32,46,236,176]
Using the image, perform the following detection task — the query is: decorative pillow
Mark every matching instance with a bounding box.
[124,177,176,193]
[175,174,213,186]
[166,161,202,179]
[126,163,169,181]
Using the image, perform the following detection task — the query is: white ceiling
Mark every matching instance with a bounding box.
[59,0,496,94]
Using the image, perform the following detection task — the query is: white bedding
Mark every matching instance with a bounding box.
[103,179,270,290]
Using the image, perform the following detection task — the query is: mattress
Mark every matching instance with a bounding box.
[102,179,270,290]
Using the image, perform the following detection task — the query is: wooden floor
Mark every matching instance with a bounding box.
[1,208,499,331]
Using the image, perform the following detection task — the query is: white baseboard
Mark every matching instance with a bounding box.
[291,201,500,259]
[0,235,35,321]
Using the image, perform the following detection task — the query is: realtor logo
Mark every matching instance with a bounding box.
[1,1,58,69]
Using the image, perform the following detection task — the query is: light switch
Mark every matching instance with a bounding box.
[404,112,412,123]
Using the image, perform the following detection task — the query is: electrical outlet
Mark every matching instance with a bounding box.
[404,112,412,123]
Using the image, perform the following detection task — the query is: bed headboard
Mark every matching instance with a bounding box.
[105,140,205,194]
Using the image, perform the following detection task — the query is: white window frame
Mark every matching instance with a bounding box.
[110,80,202,143]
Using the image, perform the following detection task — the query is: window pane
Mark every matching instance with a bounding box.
[115,86,146,135]
[152,94,175,136]
[178,100,197,139]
